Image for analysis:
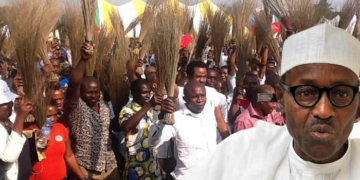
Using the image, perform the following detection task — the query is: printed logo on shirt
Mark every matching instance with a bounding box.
[55,135,63,142]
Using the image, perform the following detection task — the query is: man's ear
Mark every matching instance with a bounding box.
[275,85,285,114]
[151,83,157,91]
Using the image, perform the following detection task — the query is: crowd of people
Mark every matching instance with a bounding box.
[1,1,360,180]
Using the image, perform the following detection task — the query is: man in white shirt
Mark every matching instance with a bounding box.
[181,24,360,180]
[149,80,217,180]
[176,61,229,140]
[0,80,32,180]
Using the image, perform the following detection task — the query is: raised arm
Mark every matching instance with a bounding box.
[60,43,93,126]
[228,47,237,76]
[258,47,268,80]
[228,85,243,127]
[0,99,32,163]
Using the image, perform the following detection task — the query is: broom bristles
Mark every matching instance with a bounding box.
[210,8,231,66]
[94,25,115,80]
[62,0,85,67]
[231,0,257,85]
[7,0,56,127]
[108,10,129,116]
[38,0,60,66]
[125,15,143,35]
[81,0,97,44]
[137,0,160,43]
[254,11,280,62]
[262,0,289,19]
[338,0,360,30]
[152,1,183,124]
[195,18,209,60]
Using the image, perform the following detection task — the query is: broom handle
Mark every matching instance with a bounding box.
[162,96,175,125]
[85,40,93,45]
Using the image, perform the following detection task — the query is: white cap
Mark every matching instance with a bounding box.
[281,24,360,77]
[0,80,18,105]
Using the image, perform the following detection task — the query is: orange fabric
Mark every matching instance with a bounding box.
[29,123,68,180]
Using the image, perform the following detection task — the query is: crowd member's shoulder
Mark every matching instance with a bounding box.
[205,86,217,94]
[181,121,290,180]
[53,123,69,139]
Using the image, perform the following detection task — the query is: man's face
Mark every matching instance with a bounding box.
[184,86,207,113]
[206,70,218,87]
[243,75,260,93]
[134,84,151,106]
[215,81,226,95]
[220,68,228,82]
[0,102,13,120]
[52,90,64,111]
[80,81,101,107]
[51,60,61,75]
[260,101,277,115]
[259,91,277,116]
[61,67,72,78]
[46,106,58,124]
[280,64,359,162]
[144,67,156,84]
[192,67,207,84]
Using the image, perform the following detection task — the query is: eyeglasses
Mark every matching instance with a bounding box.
[280,82,359,108]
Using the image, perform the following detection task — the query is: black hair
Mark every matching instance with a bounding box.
[131,78,149,95]
[221,65,228,69]
[49,99,57,107]
[265,73,281,88]
[50,58,60,63]
[186,61,207,77]
[80,76,100,91]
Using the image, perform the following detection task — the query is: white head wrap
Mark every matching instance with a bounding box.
[281,24,360,77]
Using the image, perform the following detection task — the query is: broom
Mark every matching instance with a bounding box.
[182,5,196,61]
[108,10,130,118]
[209,9,231,67]
[263,0,295,34]
[125,15,142,35]
[0,7,8,52]
[152,1,183,125]
[338,0,360,30]
[7,0,55,127]
[38,0,60,84]
[62,0,85,68]
[94,25,115,81]
[253,10,280,63]
[85,29,101,76]
[231,0,257,99]
[81,0,97,45]
[195,18,209,60]
[287,0,320,32]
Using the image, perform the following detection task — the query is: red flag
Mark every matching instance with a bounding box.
[272,22,281,33]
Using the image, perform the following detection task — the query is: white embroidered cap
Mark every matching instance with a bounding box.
[281,24,360,77]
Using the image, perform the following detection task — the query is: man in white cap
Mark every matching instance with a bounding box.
[0,80,32,180]
[180,24,360,179]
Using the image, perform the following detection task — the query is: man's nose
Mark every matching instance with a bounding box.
[312,92,335,120]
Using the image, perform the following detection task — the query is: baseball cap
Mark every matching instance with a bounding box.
[0,79,18,105]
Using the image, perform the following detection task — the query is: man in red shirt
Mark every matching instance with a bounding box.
[234,85,285,132]
[228,73,260,128]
